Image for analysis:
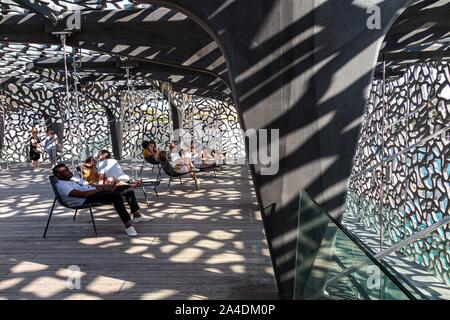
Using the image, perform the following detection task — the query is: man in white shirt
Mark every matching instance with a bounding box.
[41,128,59,164]
[53,163,143,236]
[97,150,131,183]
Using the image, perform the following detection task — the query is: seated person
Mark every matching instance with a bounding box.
[168,143,181,163]
[80,156,100,184]
[169,143,199,173]
[53,164,150,237]
[160,151,199,182]
[190,143,216,170]
[97,150,142,186]
[205,148,225,165]
[142,140,161,162]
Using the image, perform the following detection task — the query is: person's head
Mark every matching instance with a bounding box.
[85,156,97,167]
[53,163,73,180]
[98,150,111,160]
[31,128,38,137]
[169,143,176,151]
[149,140,156,150]
[142,141,149,149]
[46,128,54,135]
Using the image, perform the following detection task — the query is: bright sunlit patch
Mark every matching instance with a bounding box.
[79,237,115,245]
[205,253,245,265]
[265,266,275,275]
[196,239,224,250]
[65,293,102,300]
[170,248,203,263]
[230,264,246,274]
[0,278,24,290]
[125,245,148,254]
[141,289,178,300]
[181,214,209,220]
[187,294,208,300]
[21,276,67,298]
[168,231,200,244]
[207,230,235,240]
[10,261,48,273]
[131,237,154,244]
[0,212,16,218]
[160,244,178,253]
[86,276,128,295]
[233,241,245,250]
[204,267,224,274]
[100,242,123,249]
[55,268,86,278]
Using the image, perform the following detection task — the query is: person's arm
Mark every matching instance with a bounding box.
[98,173,106,185]
[68,184,116,198]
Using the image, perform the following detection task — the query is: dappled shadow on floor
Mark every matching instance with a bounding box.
[0,162,278,300]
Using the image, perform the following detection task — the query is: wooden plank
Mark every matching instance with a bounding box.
[0,164,278,300]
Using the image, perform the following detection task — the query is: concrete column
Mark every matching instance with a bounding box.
[83,84,124,160]
[157,82,184,140]
[147,0,415,298]
[0,112,4,151]
[105,107,123,160]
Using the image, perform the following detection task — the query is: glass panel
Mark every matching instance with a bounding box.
[293,191,414,300]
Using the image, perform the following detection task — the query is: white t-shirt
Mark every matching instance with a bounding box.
[170,152,181,163]
[98,159,130,182]
[191,153,201,165]
[56,177,95,207]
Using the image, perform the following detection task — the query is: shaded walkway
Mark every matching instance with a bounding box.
[0,163,277,300]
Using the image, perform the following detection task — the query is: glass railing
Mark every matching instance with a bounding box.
[293,191,417,300]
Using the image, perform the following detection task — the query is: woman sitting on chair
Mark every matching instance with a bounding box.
[169,144,199,172]
[160,150,199,182]
[142,140,161,163]
[80,157,100,184]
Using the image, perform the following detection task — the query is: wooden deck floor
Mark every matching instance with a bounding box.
[0,163,278,300]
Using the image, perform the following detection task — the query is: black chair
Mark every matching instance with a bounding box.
[43,176,103,238]
[199,163,219,178]
[137,158,161,204]
[140,179,161,205]
[159,157,198,193]
[139,157,161,181]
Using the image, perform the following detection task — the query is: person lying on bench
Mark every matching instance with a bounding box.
[97,150,143,187]
[53,164,149,237]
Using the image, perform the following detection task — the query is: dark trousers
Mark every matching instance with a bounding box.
[116,186,140,213]
[85,191,132,224]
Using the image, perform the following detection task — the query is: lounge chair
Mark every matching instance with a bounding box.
[159,157,198,193]
[43,176,103,238]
